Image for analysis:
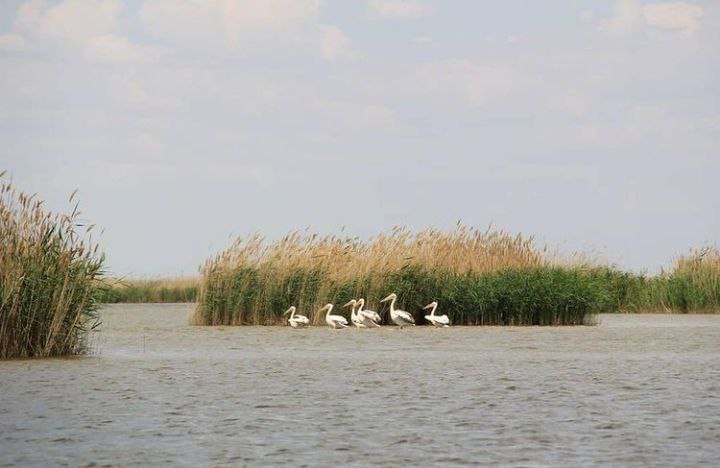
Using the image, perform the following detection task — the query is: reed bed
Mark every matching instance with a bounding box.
[195,225,616,326]
[0,175,104,358]
[98,277,199,303]
[616,246,720,312]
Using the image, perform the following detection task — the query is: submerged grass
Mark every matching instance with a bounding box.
[97,277,199,303]
[0,175,104,358]
[195,225,620,326]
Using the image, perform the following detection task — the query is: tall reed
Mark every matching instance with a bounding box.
[98,277,199,303]
[195,225,613,326]
[0,175,104,358]
[617,246,720,312]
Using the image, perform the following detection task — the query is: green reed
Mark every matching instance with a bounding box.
[194,226,620,326]
[97,277,199,303]
[0,174,105,358]
[614,246,720,313]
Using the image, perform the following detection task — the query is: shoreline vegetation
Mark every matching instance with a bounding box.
[0,175,104,358]
[97,277,198,303]
[2,174,718,359]
[193,226,720,326]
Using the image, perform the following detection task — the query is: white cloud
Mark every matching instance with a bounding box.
[14,0,121,43]
[84,34,159,64]
[412,59,514,105]
[598,0,641,35]
[9,0,154,65]
[561,90,588,117]
[321,26,353,61]
[112,73,181,109]
[368,0,433,19]
[315,100,405,135]
[138,0,340,60]
[361,104,397,130]
[223,0,319,32]
[579,9,595,23]
[0,34,26,52]
[6,0,327,64]
[138,0,218,46]
[643,2,704,36]
[599,0,704,36]
[139,0,320,47]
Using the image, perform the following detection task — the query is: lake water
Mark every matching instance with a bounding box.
[1,304,719,466]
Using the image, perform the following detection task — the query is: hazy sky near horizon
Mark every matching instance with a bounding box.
[1,0,718,276]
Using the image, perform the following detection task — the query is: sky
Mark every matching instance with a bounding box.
[1,0,718,276]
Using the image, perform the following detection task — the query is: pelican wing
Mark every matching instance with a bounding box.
[331,315,348,325]
[434,314,450,325]
[352,318,367,328]
[425,316,449,327]
[360,310,382,323]
[293,315,310,324]
[361,316,381,327]
[395,310,415,324]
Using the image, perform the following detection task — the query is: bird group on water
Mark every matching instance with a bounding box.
[283,292,450,329]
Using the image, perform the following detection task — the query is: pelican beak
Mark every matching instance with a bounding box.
[343,300,355,308]
[380,294,392,302]
[283,307,293,315]
[423,302,435,310]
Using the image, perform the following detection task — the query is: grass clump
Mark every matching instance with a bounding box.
[97,277,199,303]
[0,175,104,358]
[195,225,614,326]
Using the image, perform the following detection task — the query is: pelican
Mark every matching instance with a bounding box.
[344,299,366,328]
[283,306,310,328]
[423,301,450,327]
[380,293,415,328]
[322,303,348,329]
[356,298,382,327]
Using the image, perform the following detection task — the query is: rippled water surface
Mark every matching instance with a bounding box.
[2,304,720,466]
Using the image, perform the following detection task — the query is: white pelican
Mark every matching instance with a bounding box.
[283,306,310,328]
[423,301,450,327]
[380,293,415,328]
[321,303,348,329]
[356,298,382,327]
[344,299,366,328]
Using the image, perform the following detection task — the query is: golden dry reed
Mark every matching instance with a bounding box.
[0,174,104,358]
[194,224,615,326]
[627,246,720,312]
